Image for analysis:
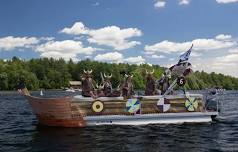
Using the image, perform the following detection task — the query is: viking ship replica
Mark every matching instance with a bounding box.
[18,45,220,127]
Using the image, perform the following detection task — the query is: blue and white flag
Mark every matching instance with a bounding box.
[178,44,193,63]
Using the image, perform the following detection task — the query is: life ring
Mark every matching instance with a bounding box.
[185,96,198,112]
[92,100,104,113]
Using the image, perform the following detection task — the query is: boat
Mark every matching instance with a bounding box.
[23,93,219,127]
[19,45,221,127]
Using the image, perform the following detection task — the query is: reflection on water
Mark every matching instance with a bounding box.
[0,91,238,152]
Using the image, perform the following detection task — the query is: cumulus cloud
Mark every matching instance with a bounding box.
[228,48,238,53]
[150,54,166,59]
[145,34,238,77]
[179,0,190,5]
[94,52,145,65]
[0,36,39,51]
[201,53,238,76]
[185,50,238,77]
[190,52,202,57]
[144,34,237,54]
[60,22,89,35]
[36,40,98,60]
[124,56,145,64]
[154,0,166,8]
[216,0,238,3]
[215,34,232,40]
[60,22,142,50]
[215,53,238,63]
[94,52,123,63]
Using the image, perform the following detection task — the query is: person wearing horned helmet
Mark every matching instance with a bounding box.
[81,69,97,98]
[102,73,113,97]
[121,74,134,99]
[145,69,159,95]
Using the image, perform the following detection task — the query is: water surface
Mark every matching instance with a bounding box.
[0,91,238,152]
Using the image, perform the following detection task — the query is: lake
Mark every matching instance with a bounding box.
[0,90,238,152]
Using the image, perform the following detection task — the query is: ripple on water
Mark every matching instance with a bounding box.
[0,91,238,152]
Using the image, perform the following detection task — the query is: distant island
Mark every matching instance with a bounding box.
[0,57,238,90]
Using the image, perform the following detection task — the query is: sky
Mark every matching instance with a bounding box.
[0,0,238,77]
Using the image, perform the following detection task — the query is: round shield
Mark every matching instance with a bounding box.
[92,100,104,113]
[185,97,198,112]
[126,99,140,114]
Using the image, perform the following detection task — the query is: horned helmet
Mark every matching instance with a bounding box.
[104,73,112,80]
[146,69,154,76]
[95,83,104,90]
[83,69,93,78]
[124,73,133,81]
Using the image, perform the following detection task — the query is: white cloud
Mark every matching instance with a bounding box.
[88,26,142,50]
[190,52,202,57]
[179,0,190,5]
[94,52,145,65]
[208,54,238,76]
[144,34,237,54]
[124,56,145,64]
[39,37,55,41]
[144,34,238,77]
[36,40,98,60]
[215,53,238,63]
[94,52,123,63]
[228,48,238,53]
[0,36,39,50]
[216,0,238,3]
[154,0,166,8]
[215,34,232,40]
[60,22,89,35]
[177,53,238,77]
[150,54,166,59]
[60,22,142,50]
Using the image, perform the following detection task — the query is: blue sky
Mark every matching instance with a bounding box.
[0,0,238,76]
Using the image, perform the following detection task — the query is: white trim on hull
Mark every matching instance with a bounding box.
[84,112,218,126]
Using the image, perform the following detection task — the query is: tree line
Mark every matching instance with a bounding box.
[0,57,238,90]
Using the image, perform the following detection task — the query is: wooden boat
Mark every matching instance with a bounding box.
[23,93,219,127]
[21,46,220,127]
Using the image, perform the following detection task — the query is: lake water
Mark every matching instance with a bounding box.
[0,90,238,152]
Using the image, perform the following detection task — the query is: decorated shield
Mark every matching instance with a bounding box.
[157,98,170,112]
[185,96,198,112]
[126,99,141,114]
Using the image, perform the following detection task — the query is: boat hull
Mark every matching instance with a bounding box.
[25,95,218,127]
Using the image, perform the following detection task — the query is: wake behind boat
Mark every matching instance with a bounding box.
[18,45,221,127]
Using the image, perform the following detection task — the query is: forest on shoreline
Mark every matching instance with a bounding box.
[0,57,238,90]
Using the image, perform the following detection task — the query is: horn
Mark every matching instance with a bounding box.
[83,69,87,74]
[96,83,98,88]
[146,70,148,74]
[130,74,133,78]
[108,73,112,78]
[125,74,128,78]
[88,69,92,74]
[99,84,104,89]
[150,69,154,74]
[104,73,107,78]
